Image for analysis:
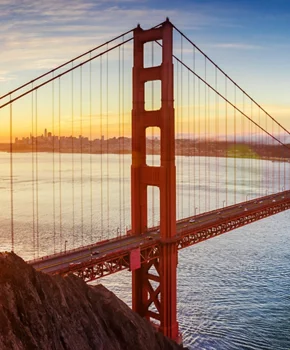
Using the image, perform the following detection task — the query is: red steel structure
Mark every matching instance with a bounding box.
[131,19,178,339]
[30,191,290,282]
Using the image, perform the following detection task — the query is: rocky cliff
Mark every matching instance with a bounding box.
[0,252,186,350]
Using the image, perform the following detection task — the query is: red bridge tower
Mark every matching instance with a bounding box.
[131,19,179,340]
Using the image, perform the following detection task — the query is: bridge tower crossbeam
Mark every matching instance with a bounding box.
[131,19,179,340]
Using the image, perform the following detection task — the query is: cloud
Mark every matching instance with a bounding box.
[0,70,16,83]
[0,2,158,78]
[212,43,262,50]
[1,0,234,83]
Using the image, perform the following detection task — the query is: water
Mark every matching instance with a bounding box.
[0,152,290,349]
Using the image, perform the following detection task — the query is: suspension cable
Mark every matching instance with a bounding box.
[0,38,133,110]
[171,23,290,136]
[167,51,290,151]
[0,29,135,101]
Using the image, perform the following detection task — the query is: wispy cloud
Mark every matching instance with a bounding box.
[0,0,232,84]
[212,43,262,50]
[0,1,161,78]
[0,70,16,83]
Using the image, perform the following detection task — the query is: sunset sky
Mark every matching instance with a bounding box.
[1,0,290,141]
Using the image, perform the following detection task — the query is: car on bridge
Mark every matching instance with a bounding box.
[91,251,99,256]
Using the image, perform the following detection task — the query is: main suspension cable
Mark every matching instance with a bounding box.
[171,23,290,137]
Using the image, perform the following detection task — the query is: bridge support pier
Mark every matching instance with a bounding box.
[131,19,179,340]
[132,247,178,340]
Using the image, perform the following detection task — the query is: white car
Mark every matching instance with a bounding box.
[91,251,99,256]
[189,219,195,223]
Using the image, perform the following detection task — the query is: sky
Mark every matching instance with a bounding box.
[1,0,290,140]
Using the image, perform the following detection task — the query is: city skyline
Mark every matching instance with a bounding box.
[7,127,290,150]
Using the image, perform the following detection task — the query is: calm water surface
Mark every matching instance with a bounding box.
[0,153,289,349]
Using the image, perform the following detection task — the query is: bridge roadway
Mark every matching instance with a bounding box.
[29,191,290,281]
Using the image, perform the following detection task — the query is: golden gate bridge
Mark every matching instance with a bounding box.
[1,19,290,341]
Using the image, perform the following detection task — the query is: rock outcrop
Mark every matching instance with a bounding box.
[0,252,186,350]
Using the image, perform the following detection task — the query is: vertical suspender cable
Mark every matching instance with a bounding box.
[249,101,254,198]
[198,79,201,212]
[281,131,283,190]
[187,69,190,216]
[278,123,281,192]
[80,65,84,245]
[267,113,270,195]
[106,45,110,236]
[272,118,274,193]
[265,112,268,195]
[272,120,279,193]
[193,47,196,215]
[180,36,184,218]
[215,68,219,208]
[58,78,62,251]
[120,36,126,233]
[9,96,14,252]
[234,86,236,204]
[118,46,121,235]
[89,56,93,242]
[258,108,261,197]
[31,84,35,257]
[284,128,286,190]
[176,61,179,219]
[122,37,125,234]
[204,57,207,211]
[255,106,258,197]
[71,64,75,246]
[225,77,228,207]
[208,83,211,210]
[35,89,39,256]
[257,107,260,198]
[52,75,56,253]
[242,94,245,200]
[207,73,210,210]
[247,102,250,199]
[100,56,103,240]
